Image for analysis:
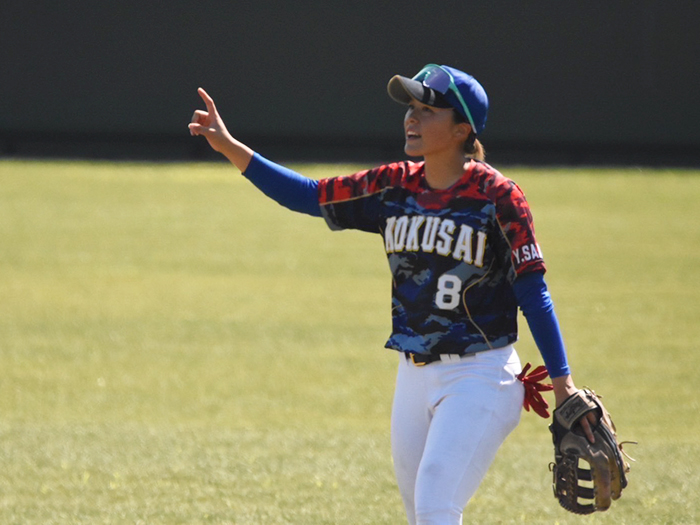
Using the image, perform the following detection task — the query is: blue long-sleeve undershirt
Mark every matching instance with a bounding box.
[242,153,322,216]
[512,272,570,378]
[241,152,570,378]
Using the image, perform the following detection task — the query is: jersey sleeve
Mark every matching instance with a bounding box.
[491,177,547,280]
[317,162,409,233]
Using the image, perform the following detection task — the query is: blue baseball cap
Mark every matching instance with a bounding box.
[387,64,489,135]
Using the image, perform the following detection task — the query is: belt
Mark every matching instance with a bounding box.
[404,352,473,366]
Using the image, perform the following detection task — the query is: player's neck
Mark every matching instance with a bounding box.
[423,150,469,190]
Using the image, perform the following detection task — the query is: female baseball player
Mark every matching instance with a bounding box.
[189,64,595,524]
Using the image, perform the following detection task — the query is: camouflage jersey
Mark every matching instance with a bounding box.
[318,159,546,356]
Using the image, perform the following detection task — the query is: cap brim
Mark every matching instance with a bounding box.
[387,75,452,108]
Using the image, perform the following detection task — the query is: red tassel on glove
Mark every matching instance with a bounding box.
[517,363,554,419]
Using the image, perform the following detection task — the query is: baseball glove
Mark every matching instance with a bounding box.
[549,389,633,514]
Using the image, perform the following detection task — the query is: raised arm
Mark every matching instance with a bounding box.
[188,88,254,173]
[189,89,321,217]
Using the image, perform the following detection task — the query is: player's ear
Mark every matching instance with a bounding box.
[453,122,472,141]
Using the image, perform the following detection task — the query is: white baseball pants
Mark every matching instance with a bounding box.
[391,345,524,525]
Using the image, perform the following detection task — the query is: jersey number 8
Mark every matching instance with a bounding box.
[435,274,462,310]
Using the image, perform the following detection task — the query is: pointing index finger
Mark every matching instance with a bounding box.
[198,87,217,113]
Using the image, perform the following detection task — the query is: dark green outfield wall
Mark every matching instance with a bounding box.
[1,1,698,163]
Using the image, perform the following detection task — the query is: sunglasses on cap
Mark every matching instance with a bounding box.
[412,64,477,133]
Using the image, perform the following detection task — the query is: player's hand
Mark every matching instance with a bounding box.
[188,88,234,154]
[552,375,598,444]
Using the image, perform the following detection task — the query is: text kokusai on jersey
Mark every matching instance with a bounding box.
[383,215,543,267]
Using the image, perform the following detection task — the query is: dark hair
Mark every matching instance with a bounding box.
[453,110,485,161]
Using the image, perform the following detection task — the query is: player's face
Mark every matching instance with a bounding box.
[403,99,467,158]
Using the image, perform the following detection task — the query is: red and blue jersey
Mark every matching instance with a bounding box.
[318,159,546,355]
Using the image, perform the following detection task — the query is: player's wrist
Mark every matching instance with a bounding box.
[551,375,578,407]
[221,138,254,173]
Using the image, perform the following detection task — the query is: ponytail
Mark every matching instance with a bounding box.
[453,110,485,161]
[464,132,485,161]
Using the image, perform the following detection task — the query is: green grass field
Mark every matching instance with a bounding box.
[1,158,699,524]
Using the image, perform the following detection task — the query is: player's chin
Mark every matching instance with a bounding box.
[404,140,423,157]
